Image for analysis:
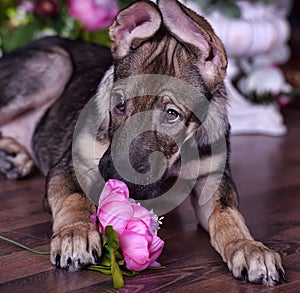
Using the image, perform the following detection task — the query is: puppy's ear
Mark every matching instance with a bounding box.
[158,0,227,91]
[109,1,162,60]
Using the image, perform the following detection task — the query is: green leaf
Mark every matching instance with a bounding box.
[100,233,108,246]
[114,249,124,262]
[105,226,120,251]
[87,265,112,275]
[147,265,167,270]
[120,0,132,9]
[111,249,125,289]
[98,254,111,267]
[79,29,111,47]
[87,263,139,278]
[2,18,40,52]
[102,245,112,261]
[120,268,139,277]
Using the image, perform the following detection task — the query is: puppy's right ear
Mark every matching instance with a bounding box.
[109,1,162,60]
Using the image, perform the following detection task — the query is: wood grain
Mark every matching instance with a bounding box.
[1,103,300,292]
[1,15,300,293]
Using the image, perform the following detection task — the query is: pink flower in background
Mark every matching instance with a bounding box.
[18,0,35,13]
[92,179,164,271]
[69,0,119,31]
[36,0,59,16]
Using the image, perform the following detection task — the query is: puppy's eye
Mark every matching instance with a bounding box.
[113,92,126,114]
[164,109,180,124]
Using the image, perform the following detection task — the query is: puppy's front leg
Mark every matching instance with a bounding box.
[47,170,101,271]
[191,173,285,286]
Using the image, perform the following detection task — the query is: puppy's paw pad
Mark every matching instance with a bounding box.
[0,135,34,179]
[226,240,285,286]
[50,221,101,271]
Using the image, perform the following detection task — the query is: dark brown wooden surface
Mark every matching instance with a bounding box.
[1,101,300,293]
[2,19,300,293]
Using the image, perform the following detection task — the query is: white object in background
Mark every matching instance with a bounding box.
[238,65,292,97]
[181,0,292,136]
[226,60,287,136]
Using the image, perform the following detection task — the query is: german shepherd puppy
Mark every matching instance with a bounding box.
[0,0,285,285]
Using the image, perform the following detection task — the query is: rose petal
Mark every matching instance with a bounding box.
[132,204,151,227]
[148,235,164,263]
[107,179,130,199]
[98,203,133,235]
[126,219,151,237]
[98,179,130,207]
[148,261,162,268]
[69,0,119,31]
[119,231,150,271]
[100,199,133,219]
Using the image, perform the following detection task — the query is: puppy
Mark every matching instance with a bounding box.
[0,0,285,285]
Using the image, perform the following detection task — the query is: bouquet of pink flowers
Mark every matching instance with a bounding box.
[69,0,119,31]
[90,179,165,288]
[0,0,131,53]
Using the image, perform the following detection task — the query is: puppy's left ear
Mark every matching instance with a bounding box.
[109,1,162,60]
[158,0,227,91]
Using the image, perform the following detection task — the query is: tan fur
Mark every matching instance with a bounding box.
[158,0,227,91]
[208,197,284,285]
[47,173,100,270]
[47,173,96,229]
[209,200,253,256]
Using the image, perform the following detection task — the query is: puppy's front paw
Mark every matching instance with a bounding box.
[225,240,285,286]
[50,221,101,271]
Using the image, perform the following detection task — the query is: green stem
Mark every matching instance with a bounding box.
[0,235,50,255]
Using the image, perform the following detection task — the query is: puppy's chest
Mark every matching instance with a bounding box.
[0,103,51,157]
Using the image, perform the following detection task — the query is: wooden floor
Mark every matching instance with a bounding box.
[2,30,300,293]
[1,101,300,293]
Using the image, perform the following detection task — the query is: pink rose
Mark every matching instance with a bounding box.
[36,0,59,16]
[69,0,119,31]
[92,179,164,271]
[18,0,35,13]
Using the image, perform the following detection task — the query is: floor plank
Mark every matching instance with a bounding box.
[1,101,300,291]
[2,25,300,293]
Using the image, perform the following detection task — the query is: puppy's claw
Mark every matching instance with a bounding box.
[77,259,83,269]
[241,267,248,281]
[278,269,286,283]
[55,254,61,268]
[50,221,102,271]
[92,249,99,263]
[67,257,72,270]
[226,240,284,286]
